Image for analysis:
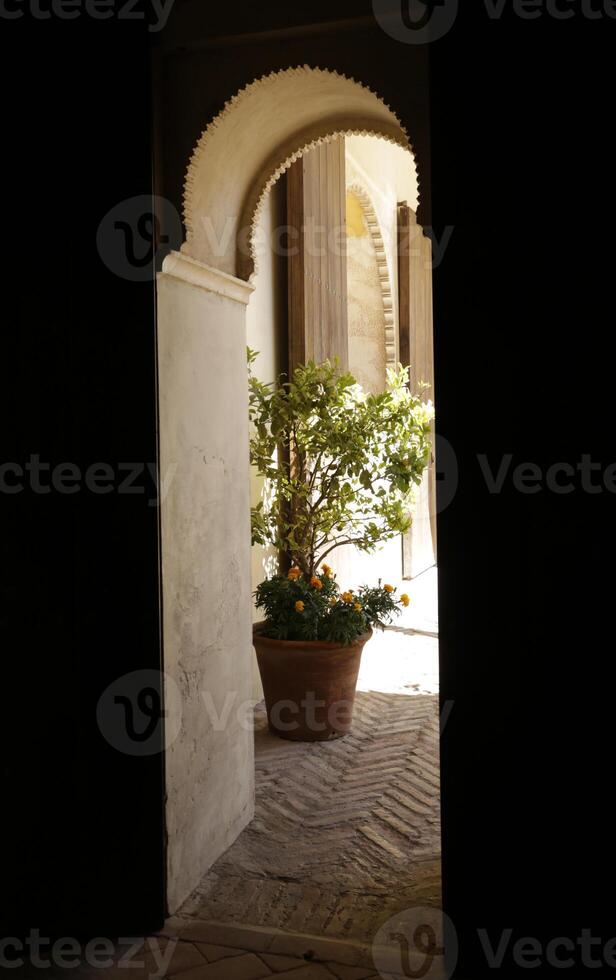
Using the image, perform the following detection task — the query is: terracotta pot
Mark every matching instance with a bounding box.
[252,624,372,741]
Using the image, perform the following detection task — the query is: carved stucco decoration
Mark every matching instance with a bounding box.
[182,66,418,280]
[346,181,397,373]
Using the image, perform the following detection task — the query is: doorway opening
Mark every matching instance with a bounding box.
[156,68,440,954]
[173,132,440,944]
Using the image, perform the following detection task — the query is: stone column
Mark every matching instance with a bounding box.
[157,251,255,912]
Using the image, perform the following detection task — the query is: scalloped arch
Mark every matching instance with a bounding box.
[181,66,418,280]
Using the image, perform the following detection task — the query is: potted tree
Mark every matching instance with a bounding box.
[249,355,434,741]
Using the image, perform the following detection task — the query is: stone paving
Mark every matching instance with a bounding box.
[28,571,440,980]
[156,570,441,978]
[14,927,425,980]
[175,569,441,947]
[15,691,439,979]
[179,691,441,941]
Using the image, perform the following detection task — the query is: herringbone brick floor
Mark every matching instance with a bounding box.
[179,688,441,943]
[33,600,440,979]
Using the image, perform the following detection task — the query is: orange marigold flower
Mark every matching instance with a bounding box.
[287,567,302,581]
[295,600,305,613]
[354,603,363,612]
[322,563,333,577]
[400,593,411,607]
[383,584,395,593]
[341,591,354,603]
[310,576,323,590]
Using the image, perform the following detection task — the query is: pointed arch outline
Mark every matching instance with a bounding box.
[181,66,419,280]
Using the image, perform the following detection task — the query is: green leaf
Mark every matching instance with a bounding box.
[248,357,434,579]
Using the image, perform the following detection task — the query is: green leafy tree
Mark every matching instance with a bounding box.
[248,354,434,579]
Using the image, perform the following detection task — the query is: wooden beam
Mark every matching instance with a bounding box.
[287,139,348,376]
[287,158,306,372]
[397,203,412,371]
[162,17,377,56]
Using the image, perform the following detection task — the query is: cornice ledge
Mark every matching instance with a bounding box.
[160,251,255,305]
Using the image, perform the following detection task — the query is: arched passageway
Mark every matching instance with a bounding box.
[156,67,431,914]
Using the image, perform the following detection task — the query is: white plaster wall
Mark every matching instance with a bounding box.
[157,268,255,913]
